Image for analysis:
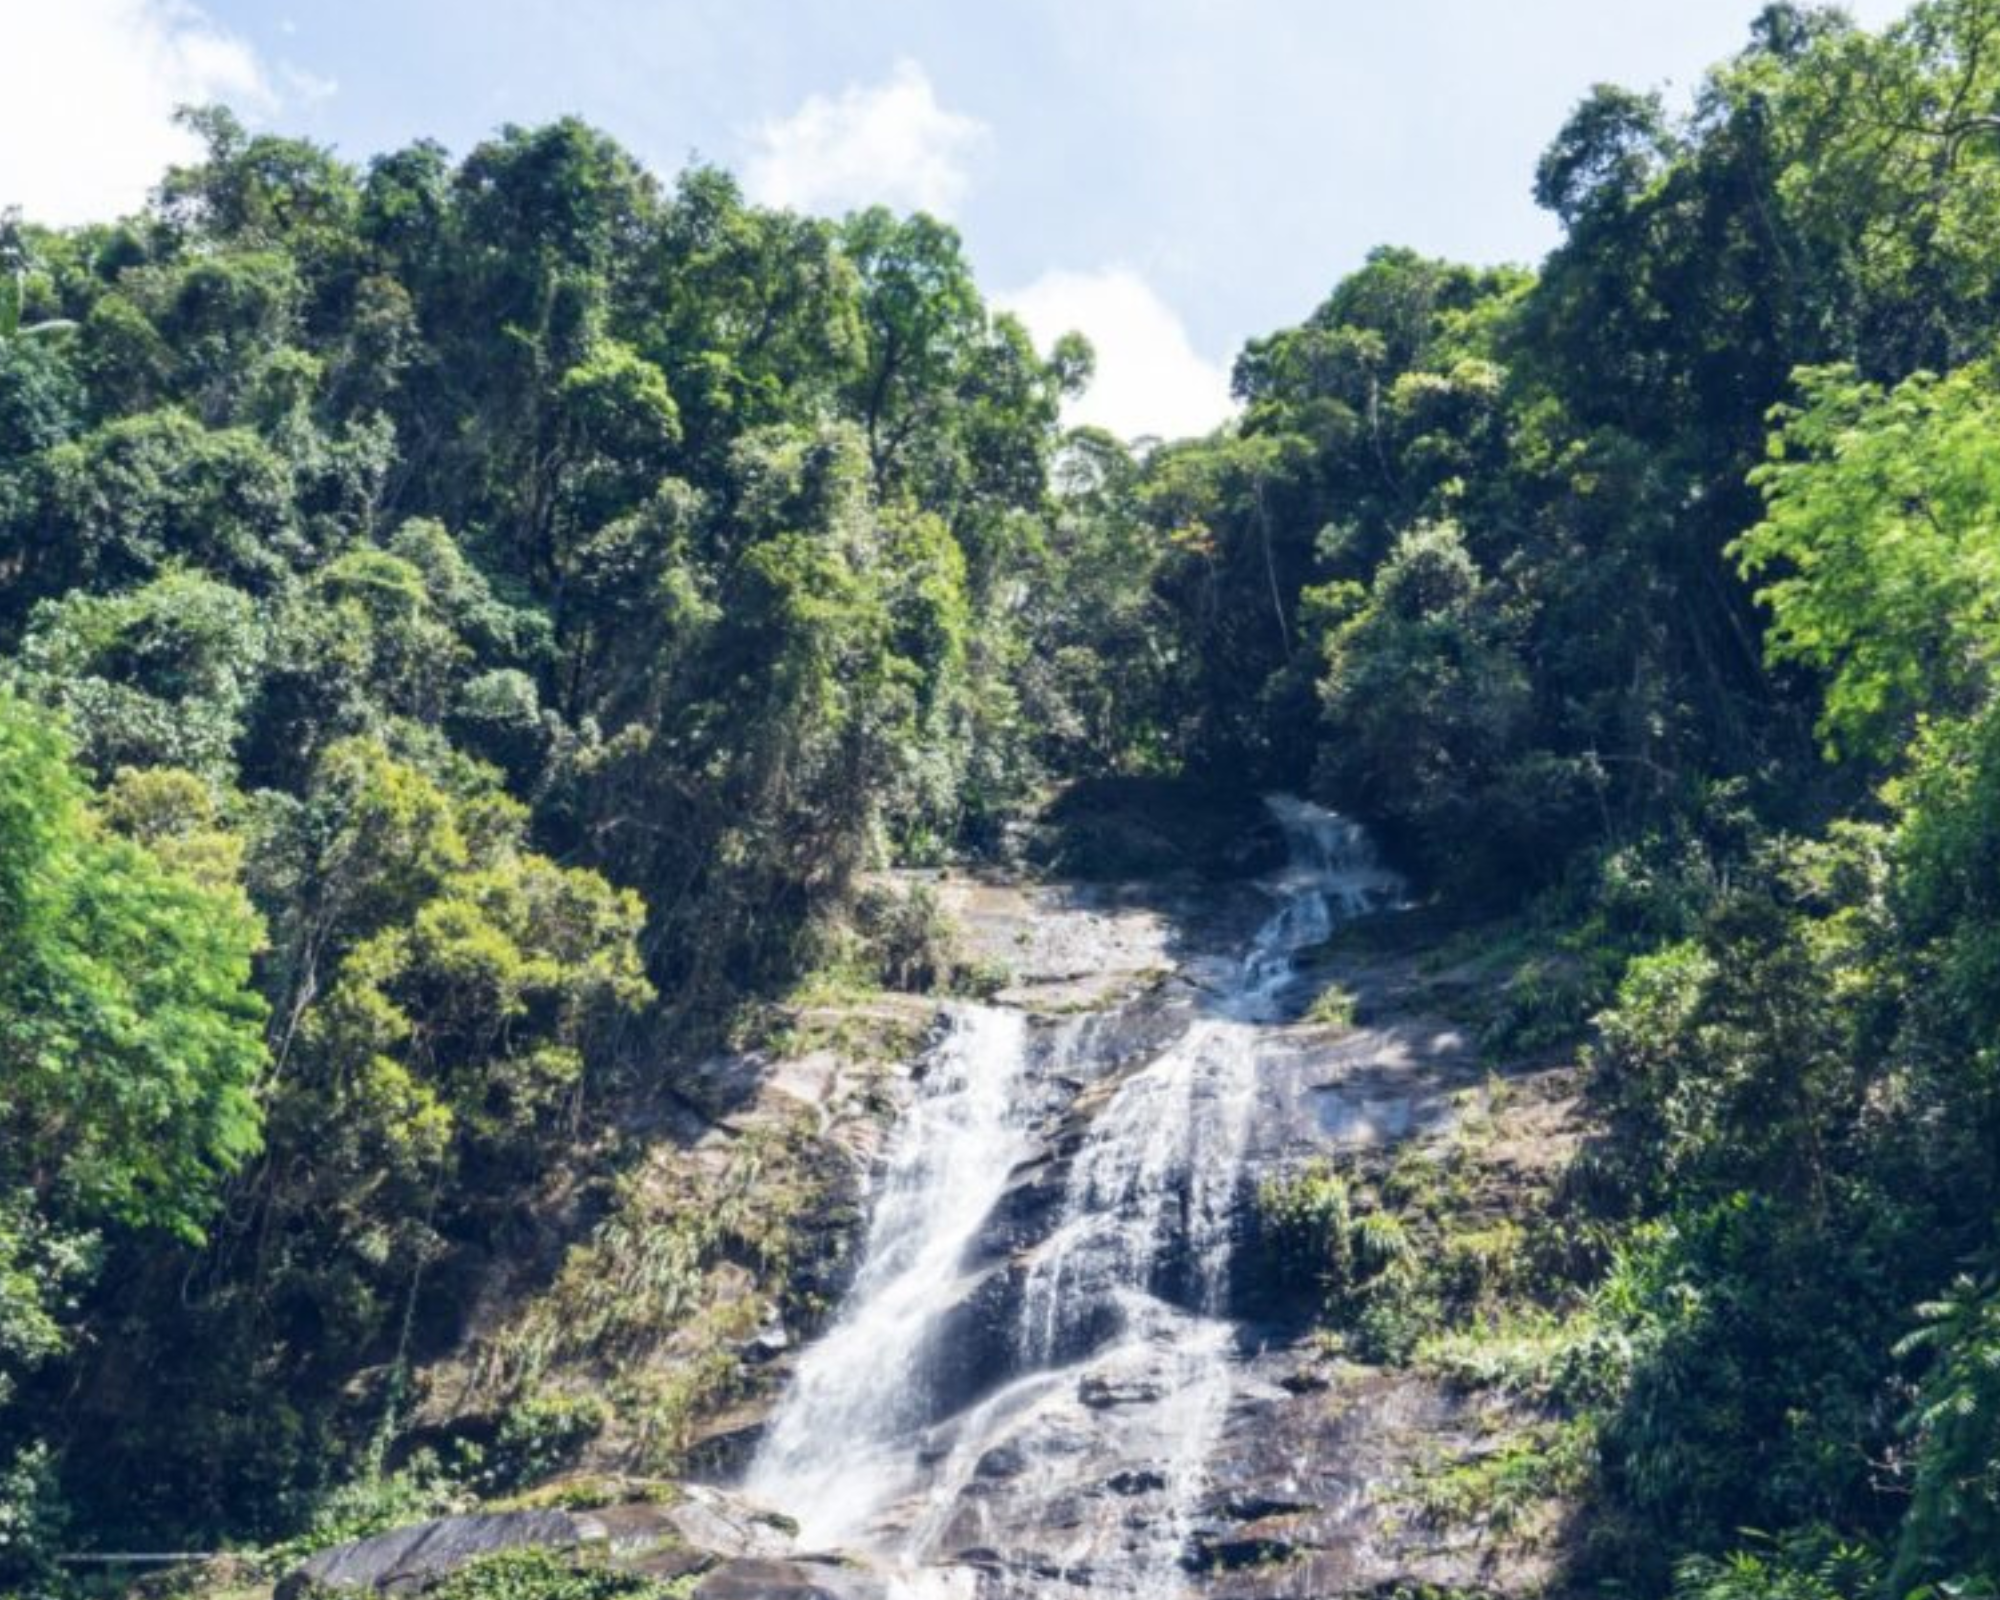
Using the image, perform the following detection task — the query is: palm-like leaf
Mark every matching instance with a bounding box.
[0,268,76,344]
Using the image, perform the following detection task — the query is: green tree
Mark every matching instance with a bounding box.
[1892,1273,2000,1594]
[1737,361,2000,759]
[0,689,266,1241]
[11,569,267,780]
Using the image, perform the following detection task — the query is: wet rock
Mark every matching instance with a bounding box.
[276,1510,591,1598]
[973,1444,1029,1480]
[971,1153,1066,1258]
[660,1485,800,1561]
[1193,1358,1561,1599]
[1192,1531,1299,1573]
[1078,1373,1166,1409]
[679,1414,768,1480]
[693,1556,885,1600]
[740,1323,791,1363]
[625,1544,719,1582]
[1214,1490,1315,1522]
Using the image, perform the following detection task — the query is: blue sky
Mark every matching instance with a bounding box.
[1,0,1909,436]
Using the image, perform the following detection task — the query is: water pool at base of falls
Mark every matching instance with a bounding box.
[743,797,1401,1597]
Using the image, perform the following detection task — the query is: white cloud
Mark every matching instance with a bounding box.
[1000,267,1235,443]
[279,62,340,108]
[745,59,986,219]
[0,0,277,227]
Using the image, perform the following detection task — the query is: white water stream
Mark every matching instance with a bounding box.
[748,1005,1034,1542]
[745,798,1398,1596]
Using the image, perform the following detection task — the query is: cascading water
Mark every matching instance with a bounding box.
[745,798,1398,1596]
[747,1005,1034,1546]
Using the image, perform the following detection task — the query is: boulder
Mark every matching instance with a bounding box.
[276,1510,591,1599]
[659,1486,799,1562]
[276,1486,804,1599]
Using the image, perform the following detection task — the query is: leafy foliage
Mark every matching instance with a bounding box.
[1739,362,2000,759]
[0,691,265,1241]
[0,87,1090,1562]
[5,2,2000,1589]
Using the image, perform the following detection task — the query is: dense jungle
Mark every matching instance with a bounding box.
[3,4,2000,1597]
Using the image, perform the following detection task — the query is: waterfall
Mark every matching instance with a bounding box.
[744,798,1397,1594]
[746,1005,1034,1546]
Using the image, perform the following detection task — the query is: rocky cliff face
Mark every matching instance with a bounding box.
[283,792,1592,1600]
[725,799,1584,1597]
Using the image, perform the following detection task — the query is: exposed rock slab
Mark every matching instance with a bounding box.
[657,1484,802,1562]
[694,1556,889,1599]
[942,878,1169,1011]
[1197,1356,1559,1598]
[276,1510,592,1598]
[278,1486,805,1598]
